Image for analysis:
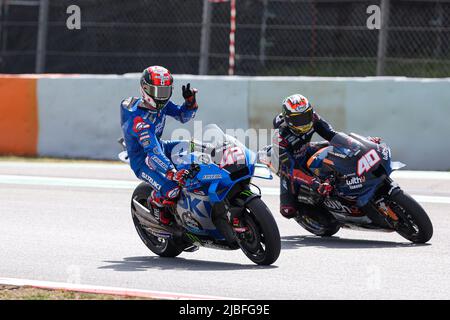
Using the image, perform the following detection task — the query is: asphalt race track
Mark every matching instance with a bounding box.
[1,161,449,299]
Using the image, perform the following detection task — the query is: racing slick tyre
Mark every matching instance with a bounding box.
[131,182,183,257]
[294,204,340,237]
[389,189,433,243]
[238,198,281,265]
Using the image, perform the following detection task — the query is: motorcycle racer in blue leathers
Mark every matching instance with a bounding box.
[120,66,198,224]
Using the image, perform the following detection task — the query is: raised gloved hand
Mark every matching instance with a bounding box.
[368,136,382,144]
[166,168,190,186]
[182,83,198,109]
[312,178,333,197]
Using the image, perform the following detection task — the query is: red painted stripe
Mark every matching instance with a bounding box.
[228,0,236,75]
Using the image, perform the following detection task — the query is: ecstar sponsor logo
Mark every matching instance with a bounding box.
[202,174,222,180]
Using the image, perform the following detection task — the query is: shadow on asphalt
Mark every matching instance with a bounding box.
[281,235,431,250]
[99,256,278,272]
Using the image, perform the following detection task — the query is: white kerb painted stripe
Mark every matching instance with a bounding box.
[259,187,450,204]
[2,162,450,180]
[1,174,450,205]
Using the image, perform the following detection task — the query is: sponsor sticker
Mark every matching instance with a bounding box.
[133,116,150,133]
[139,134,150,141]
[346,175,366,190]
[145,157,156,170]
[379,144,390,161]
[141,172,161,190]
[153,146,161,155]
[151,155,169,171]
[328,150,346,159]
[202,174,222,180]
[166,187,180,199]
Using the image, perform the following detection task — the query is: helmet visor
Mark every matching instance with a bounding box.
[145,84,173,100]
[286,109,313,128]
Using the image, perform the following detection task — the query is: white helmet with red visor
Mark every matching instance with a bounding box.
[140,66,174,111]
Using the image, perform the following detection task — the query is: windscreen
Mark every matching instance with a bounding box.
[329,132,363,156]
[201,124,249,168]
[185,124,251,169]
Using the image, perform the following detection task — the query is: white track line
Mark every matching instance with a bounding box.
[0,174,138,189]
[391,171,450,181]
[1,174,450,205]
[259,188,450,204]
[0,161,128,169]
[0,277,237,300]
[2,161,450,179]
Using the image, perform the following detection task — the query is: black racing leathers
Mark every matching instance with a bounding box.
[272,111,337,218]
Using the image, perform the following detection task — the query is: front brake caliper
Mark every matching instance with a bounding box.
[376,199,399,222]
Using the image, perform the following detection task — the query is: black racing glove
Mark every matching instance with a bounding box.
[182,83,198,109]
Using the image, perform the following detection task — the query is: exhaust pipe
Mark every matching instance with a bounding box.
[132,199,181,238]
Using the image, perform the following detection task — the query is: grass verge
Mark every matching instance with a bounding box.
[0,285,151,300]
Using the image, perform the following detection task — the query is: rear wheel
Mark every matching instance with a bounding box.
[238,198,281,265]
[294,204,340,237]
[131,183,183,257]
[389,190,433,243]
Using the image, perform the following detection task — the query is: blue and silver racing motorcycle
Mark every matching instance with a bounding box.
[119,124,280,265]
[261,132,433,243]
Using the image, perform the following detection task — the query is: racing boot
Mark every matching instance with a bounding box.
[148,190,175,225]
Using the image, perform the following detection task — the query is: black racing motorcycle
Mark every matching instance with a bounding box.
[260,132,433,243]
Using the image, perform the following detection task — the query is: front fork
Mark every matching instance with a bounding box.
[363,177,401,228]
[212,187,261,244]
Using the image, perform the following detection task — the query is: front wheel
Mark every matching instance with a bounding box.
[238,198,281,265]
[389,190,433,243]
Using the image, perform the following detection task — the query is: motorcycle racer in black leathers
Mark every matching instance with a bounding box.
[271,94,338,219]
[271,93,382,219]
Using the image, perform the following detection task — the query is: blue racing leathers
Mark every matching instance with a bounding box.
[120,97,197,199]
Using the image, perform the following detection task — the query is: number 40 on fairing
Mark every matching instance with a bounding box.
[357,149,381,176]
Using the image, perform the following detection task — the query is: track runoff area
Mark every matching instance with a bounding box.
[0,160,449,301]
